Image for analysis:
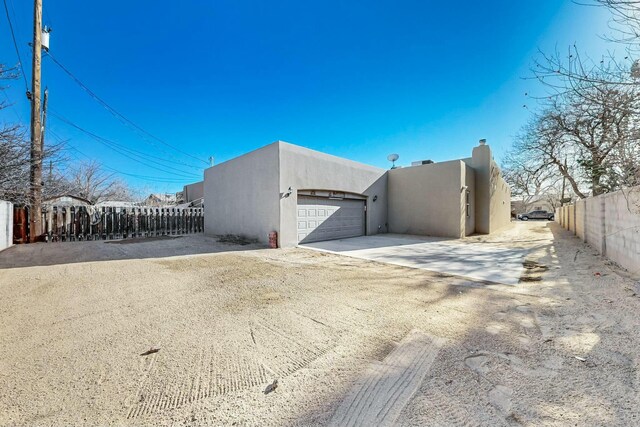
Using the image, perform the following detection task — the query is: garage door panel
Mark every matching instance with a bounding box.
[297,196,365,244]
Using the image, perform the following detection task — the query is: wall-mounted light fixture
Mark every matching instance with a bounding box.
[373,195,378,202]
[282,186,293,198]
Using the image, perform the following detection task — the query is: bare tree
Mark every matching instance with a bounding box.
[533,1,640,90]
[0,123,30,203]
[503,149,564,212]
[66,160,132,203]
[0,65,28,203]
[1,64,70,205]
[507,1,640,215]
[508,74,638,199]
[587,0,640,48]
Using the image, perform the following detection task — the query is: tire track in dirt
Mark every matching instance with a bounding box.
[328,330,445,427]
[126,350,270,419]
[252,319,337,377]
[126,312,340,419]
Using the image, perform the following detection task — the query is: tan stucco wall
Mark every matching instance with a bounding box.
[465,144,511,234]
[467,145,490,233]
[387,160,469,238]
[278,142,388,248]
[464,163,476,236]
[203,143,280,243]
[490,172,511,232]
[183,181,204,202]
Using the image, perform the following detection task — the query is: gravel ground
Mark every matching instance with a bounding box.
[0,222,638,426]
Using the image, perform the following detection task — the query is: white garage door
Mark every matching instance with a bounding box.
[297,196,365,244]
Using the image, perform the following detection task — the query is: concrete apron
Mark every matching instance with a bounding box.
[299,234,529,286]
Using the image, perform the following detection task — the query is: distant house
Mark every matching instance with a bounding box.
[43,195,92,207]
[144,193,177,206]
[175,191,185,204]
[183,181,204,203]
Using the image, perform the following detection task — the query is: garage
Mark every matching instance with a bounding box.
[297,195,365,244]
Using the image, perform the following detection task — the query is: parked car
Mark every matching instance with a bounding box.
[518,210,554,221]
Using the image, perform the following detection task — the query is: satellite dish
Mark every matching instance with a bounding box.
[387,153,399,169]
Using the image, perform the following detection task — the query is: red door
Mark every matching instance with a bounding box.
[13,207,28,244]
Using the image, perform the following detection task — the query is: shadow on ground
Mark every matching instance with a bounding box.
[0,234,266,269]
[289,222,640,426]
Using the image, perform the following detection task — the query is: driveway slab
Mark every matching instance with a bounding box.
[300,234,529,285]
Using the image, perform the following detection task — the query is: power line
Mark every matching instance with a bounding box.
[50,111,203,172]
[49,129,194,184]
[44,51,209,166]
[6,0,27,57]
[2,0,29,92]
[49,112,201,180]
[50,111,201,173]
[50,108,204,170]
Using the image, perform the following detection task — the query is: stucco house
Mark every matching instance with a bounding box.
[204,140,511,247]
[182,181,204,203]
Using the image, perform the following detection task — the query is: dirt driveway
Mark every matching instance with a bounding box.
[0,222,638,426]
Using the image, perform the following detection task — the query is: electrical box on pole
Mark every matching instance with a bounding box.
[42,26,51,51]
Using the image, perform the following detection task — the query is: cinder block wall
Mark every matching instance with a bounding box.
[0,200,13,252]
[585,196,604,253]
[603,190,640,274]
[568,205,576,233]
[575,200,586,241]
[556,186,640,275]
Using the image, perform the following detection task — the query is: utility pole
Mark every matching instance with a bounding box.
[29,0,43,242]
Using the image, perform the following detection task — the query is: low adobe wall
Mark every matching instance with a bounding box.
[556,186,640,275]
[0,200,13,252]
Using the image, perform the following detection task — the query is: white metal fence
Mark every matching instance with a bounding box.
[0,200,12,251]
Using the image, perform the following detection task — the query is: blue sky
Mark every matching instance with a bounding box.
[0,1,613,192]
